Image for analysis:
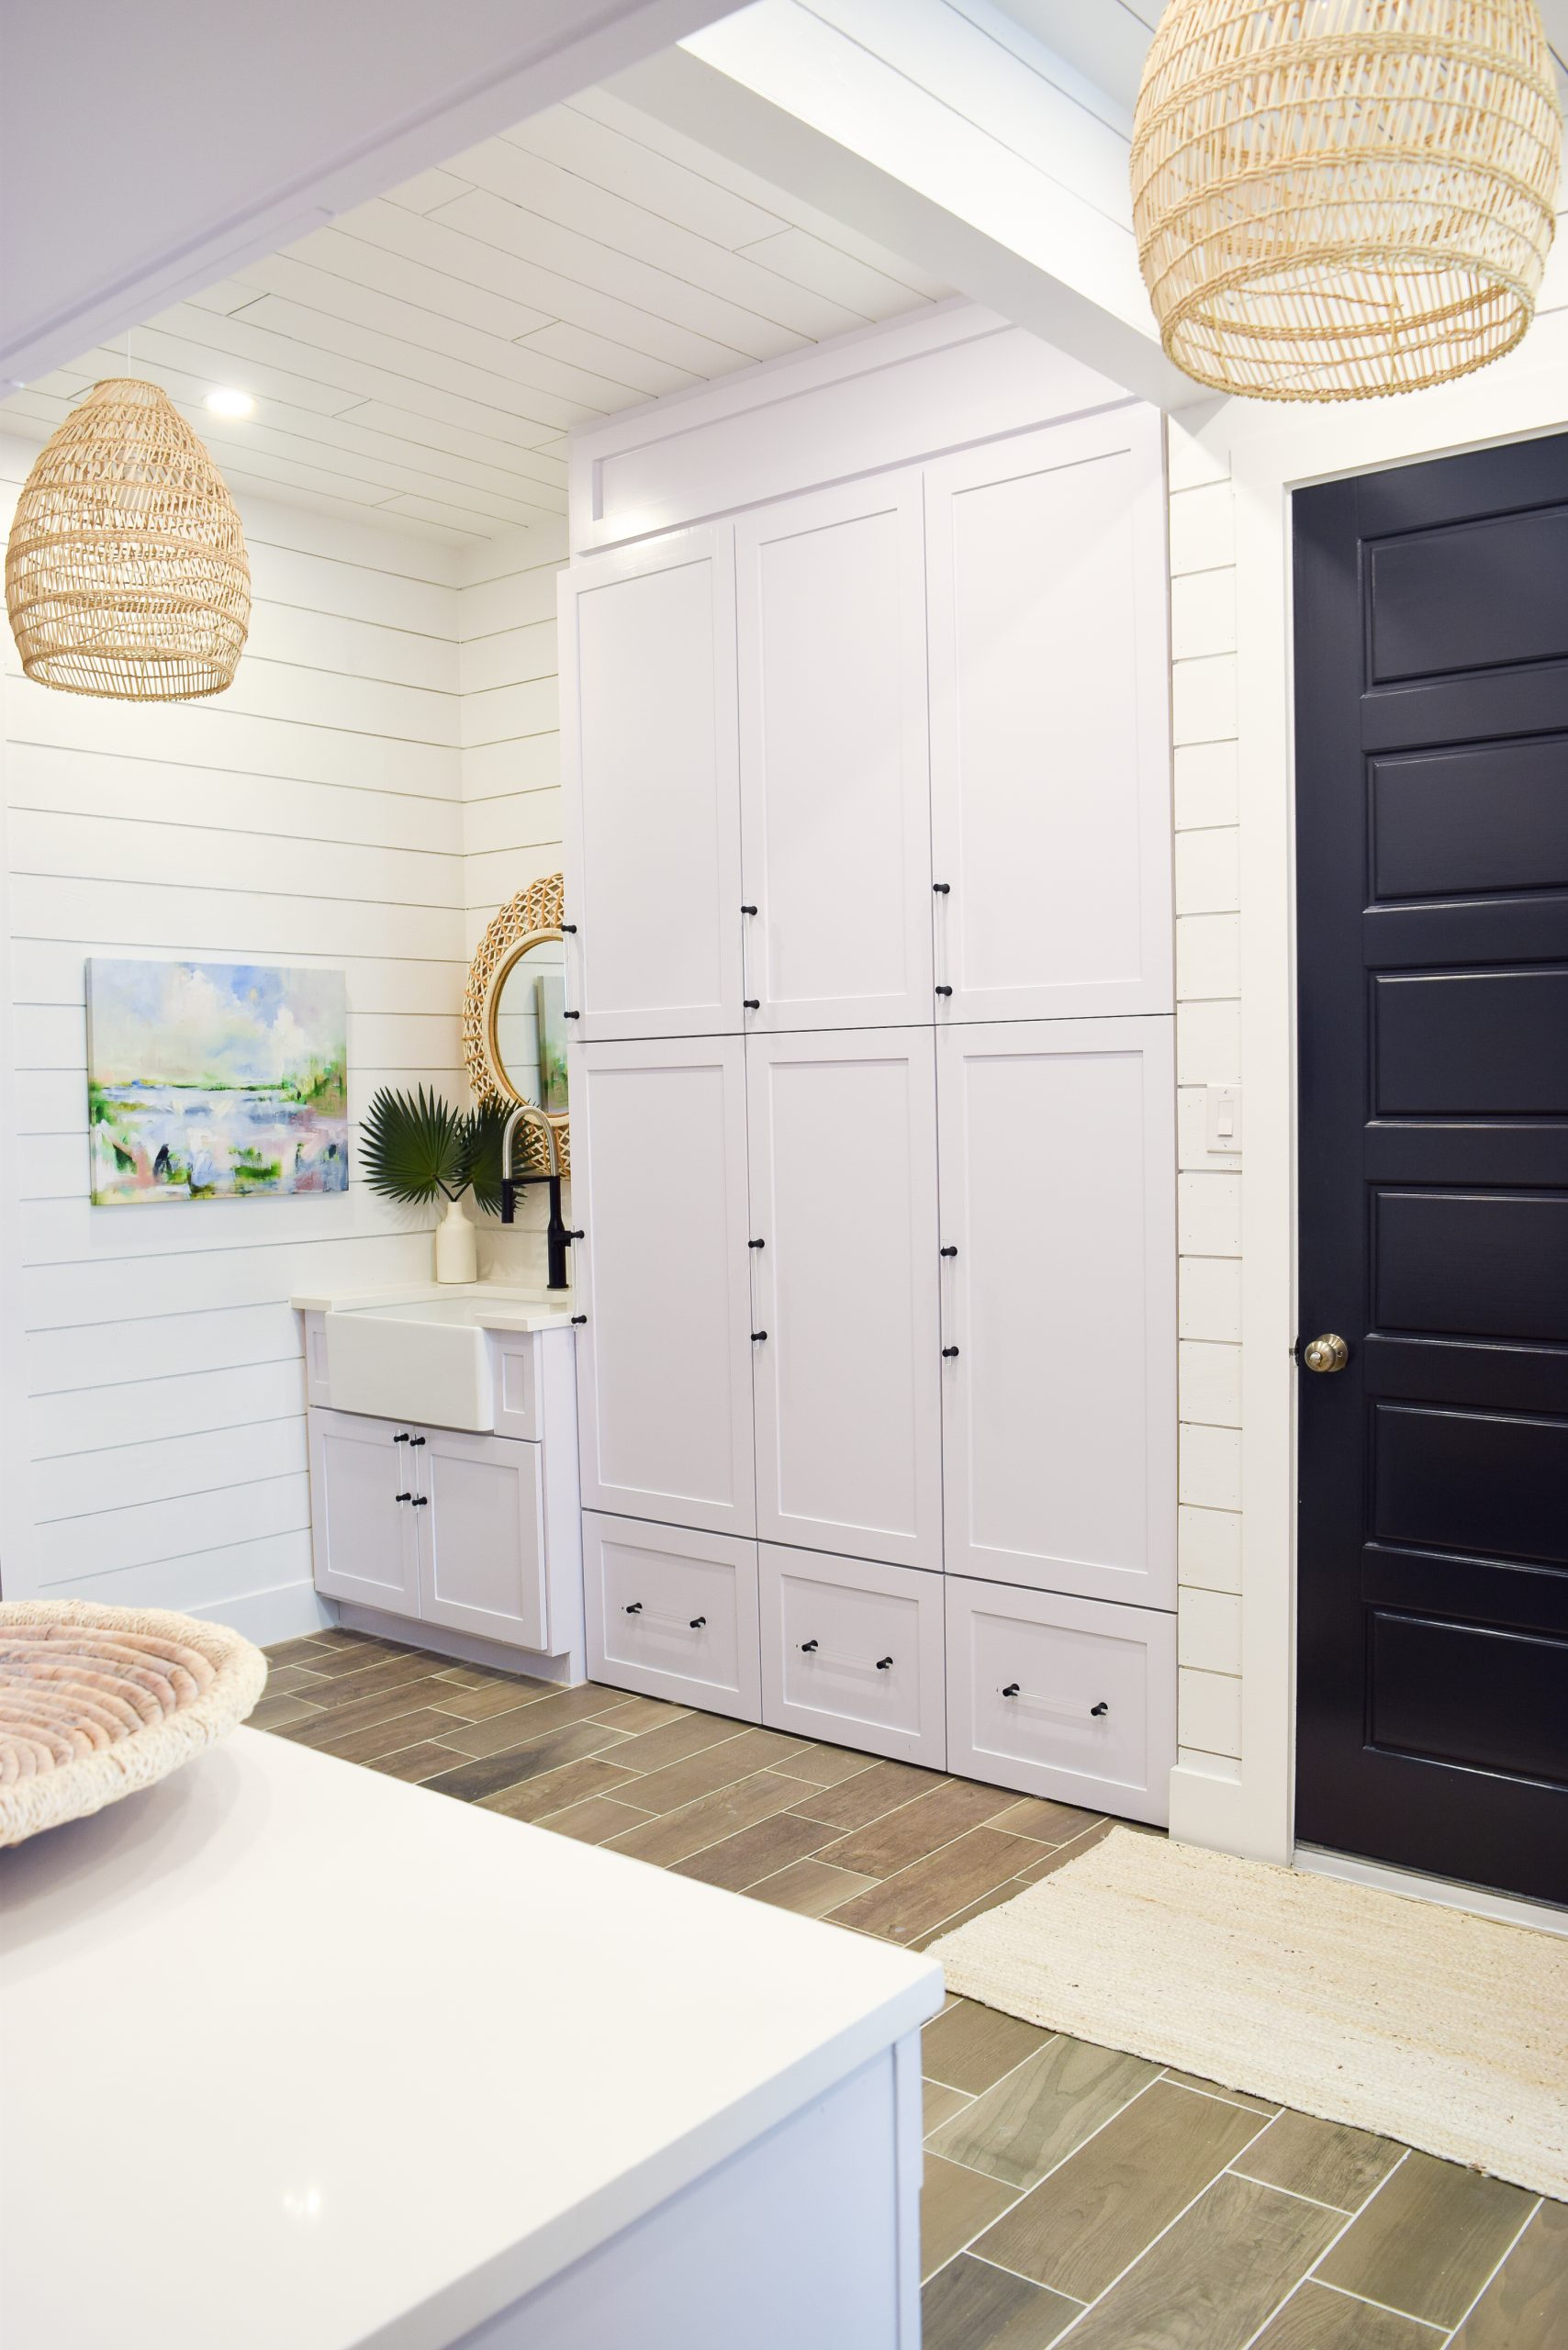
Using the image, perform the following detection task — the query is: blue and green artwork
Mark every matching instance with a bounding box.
[86,958,348,1205]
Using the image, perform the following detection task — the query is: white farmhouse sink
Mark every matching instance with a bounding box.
[322,1291,566,1431]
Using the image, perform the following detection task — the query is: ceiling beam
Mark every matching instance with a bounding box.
[0,0,737,389]
[611,0,1197,410]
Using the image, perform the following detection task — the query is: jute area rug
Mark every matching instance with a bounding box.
[927,1828,1567,2200]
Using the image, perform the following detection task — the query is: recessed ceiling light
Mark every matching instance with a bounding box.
[205,387,254,419]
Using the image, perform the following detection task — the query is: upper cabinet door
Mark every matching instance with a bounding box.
[573,1036,756,1537]
[736,476,933,1031]
[561,527,743,1039]
[938,1018,1176,1609]
[925,408,1172,1023]
[746,1028,942,1572]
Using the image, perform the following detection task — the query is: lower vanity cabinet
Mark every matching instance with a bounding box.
[945,1577,1176,1826]
[583,1513,761,1720]
[308,1407,559,1654]
[758,1546,946,1770]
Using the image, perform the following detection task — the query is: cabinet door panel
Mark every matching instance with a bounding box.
[736,476,932,1029]
[747,1030,942,1570]
[308,1408,419,1616]
[946,1576,1174,1823]
[561,527,742,1039]
[574,1037,756,1536]
[584,1513,760,1720]
[416,1428,547,1651]
[938,1019,1176,1607]
[926,409,1171,1022]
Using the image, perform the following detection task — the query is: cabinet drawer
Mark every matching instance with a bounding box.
[946,1578,1174,1825]
[759,1547,945,1769]
[584,1514,760,1721]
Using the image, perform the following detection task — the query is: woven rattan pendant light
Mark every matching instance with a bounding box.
[1131,0,1562,401]
[5,378,251,698]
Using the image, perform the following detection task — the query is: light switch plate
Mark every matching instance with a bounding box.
[1204,1084,1242,1154]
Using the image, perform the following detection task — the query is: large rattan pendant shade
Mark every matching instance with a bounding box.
[1131,1,1563,401]
[5,379,251,698]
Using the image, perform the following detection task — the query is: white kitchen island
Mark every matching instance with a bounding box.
[0,1727,941,2350]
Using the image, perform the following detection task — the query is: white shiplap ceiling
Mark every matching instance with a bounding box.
[0,88,948,544]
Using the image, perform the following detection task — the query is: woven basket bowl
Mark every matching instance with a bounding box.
[0,1600,268,1847]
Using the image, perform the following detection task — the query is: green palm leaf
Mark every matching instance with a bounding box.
[359,1085,466,1204]
[461,1101,509,1214]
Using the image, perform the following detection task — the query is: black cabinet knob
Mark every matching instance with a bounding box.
[741,903,758,915]
[748,1237,766,1249]
[752,1329,768,1342]
[689,1616,707,1630]
[935,985,953,998]
[744,998,760,1011]
[1091,1701,1109,1718]
[395,1491,411,1504]
[570,1314,588,1326]
[564,1009,580,1020]
[566,1228,584,1240]
[1002,1683,1020,1698]
[561,923,577,934]
[940,1246,957,1259]
[800,1639,819,1653]
[943,1346,959,1360]
[410,1495,429,1508]
[876,1656,893,1672]
[393,1431,410,1444]
[624,1602,644,1616]
[932,881,950,895]
[409,1435,425,1447]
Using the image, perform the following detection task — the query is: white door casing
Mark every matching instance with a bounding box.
[746,1028,942,1571]
[735,473,934,1031]
[926,406,1172,1024]
[560,526,743,1040]
[573,1036,756,1536]
[938,1016,1177,1608]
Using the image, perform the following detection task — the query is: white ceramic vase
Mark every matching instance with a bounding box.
[434,1192,477,1284]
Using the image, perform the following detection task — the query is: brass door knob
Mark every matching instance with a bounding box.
[1302,1333,1349,1373]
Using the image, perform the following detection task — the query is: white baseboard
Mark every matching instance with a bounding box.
[335,1604,579,1684]
[185,1582,336,1648]
[1294,1842,1568,1941]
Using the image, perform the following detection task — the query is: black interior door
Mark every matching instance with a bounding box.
[1294,434,1568,1908]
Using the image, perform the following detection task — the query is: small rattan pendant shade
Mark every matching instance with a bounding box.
[1131,0,1563,402]
[5,378,251,699]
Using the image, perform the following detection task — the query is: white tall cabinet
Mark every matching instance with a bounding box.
[564,339,1177,1823]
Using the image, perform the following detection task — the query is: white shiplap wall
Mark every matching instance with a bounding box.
[1,444,473,1639]
[459,518,569,950]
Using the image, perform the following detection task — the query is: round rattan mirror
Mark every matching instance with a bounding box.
[462,873,570,1177]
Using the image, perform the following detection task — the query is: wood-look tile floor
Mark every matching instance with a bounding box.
[259,1630,1567,2347]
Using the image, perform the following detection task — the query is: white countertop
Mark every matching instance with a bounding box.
[290,1279,577,1333]
[0,1729,940,2350]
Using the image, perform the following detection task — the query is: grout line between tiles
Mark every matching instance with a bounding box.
[1031,2100,1289,2342]
[1435,2194,1543,2346]
[1223,2165,1350,2215]
[1306,2274,1449,2335]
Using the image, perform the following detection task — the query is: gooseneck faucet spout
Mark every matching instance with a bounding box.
[499,1102,570,1292]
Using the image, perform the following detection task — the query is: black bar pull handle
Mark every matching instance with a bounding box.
[935,985,954,999]
[943,1346,960,1360]
[1002,1683,1020,1698]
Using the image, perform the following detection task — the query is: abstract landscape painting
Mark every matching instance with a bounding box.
[87,959,348,1205]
